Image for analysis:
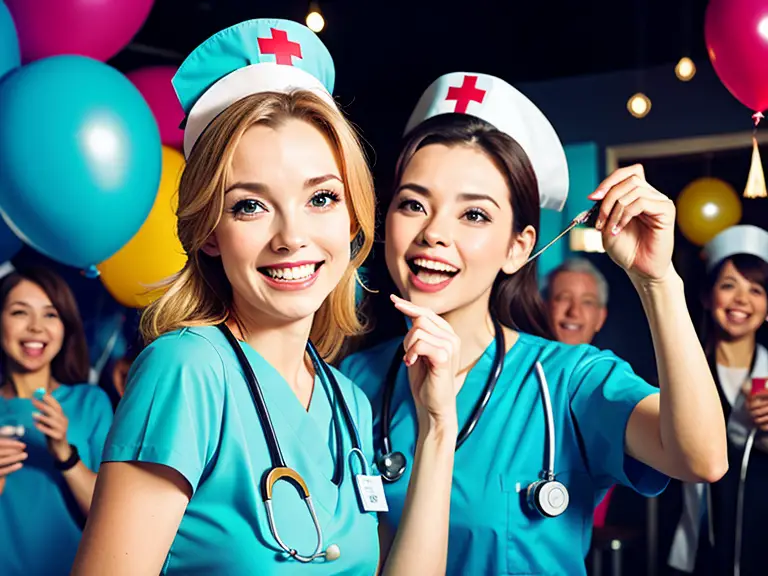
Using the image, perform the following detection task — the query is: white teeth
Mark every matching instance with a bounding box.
[728,311,748,319]
[416,271,453,285]
[561,324,581,331]
[264,263,317,281]
[412,258,458,273]
[23,342,44,349]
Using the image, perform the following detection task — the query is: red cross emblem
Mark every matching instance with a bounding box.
[257,28,303,66]
[445,75,486,114]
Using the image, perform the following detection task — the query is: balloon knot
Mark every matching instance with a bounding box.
[753,112,764,126]
[82,265,100,279]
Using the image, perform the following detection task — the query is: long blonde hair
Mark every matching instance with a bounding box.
[140,91,376,361]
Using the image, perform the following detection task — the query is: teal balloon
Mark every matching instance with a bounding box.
[0,55,161,270]
[0,2,20,81]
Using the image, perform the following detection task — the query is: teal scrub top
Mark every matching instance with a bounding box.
[103,326,379,575]
[339,332,669,576]
[0,384,114,576]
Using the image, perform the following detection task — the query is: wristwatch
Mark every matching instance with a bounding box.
[54,444,80,471]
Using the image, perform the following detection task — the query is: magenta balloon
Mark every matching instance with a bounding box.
[705,0,768,112]
[127,66,184,150]
[5,0,154,63]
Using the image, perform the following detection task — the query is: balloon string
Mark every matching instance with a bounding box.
[752,112,763,129]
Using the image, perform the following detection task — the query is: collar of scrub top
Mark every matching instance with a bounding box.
[172,18,336,159]
[403,72,569,213]
[703,224,768,272]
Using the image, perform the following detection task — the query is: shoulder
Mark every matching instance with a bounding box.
[514,333,634,387]
[139,326,230,369]
[337,337,403,399]
[126,326,233,399]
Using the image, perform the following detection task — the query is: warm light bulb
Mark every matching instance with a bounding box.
[627,93,651,118]
[675,57,696,81]
[306,10,324,32]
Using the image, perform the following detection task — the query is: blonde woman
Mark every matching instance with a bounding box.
[72,19,458,575]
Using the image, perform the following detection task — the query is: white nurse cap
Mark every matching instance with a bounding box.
[404,72,569,212]
[703,224,768,271]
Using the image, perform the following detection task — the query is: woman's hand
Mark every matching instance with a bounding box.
[0,437,27,495]
[588,164,676,282]
[745,391,768,432]
[32,393,72,462]
[391,294,459,430]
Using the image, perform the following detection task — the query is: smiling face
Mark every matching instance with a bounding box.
[711,259,768,340]
[385,143,535,316]
[547,270,607,345]
[203,118,352,327]
[1,279,64,374]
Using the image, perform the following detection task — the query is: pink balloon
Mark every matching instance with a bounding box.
[127,66,184,150]
[5,0,154,63]
[705,0,768,112]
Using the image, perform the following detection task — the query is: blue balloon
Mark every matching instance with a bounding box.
[0,2,20,81]
[0,219,21,263]
[0,55,161,270]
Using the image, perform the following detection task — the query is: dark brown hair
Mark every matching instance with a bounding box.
[391,113,554,339]
[700,253,768,357]
[0,267,90,384]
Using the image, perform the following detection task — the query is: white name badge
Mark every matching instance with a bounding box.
[355,474,389,512]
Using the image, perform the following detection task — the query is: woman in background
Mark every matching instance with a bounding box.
[663,224,768,576]
[0,266,113,575]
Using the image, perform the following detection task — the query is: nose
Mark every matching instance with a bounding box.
[418,213,452,248]
[269,210,309,254]
[27,314,43,333]
[733,287,749,305]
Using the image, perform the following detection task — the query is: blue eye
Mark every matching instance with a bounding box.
[231,199,264,217]
[310,190,341,209]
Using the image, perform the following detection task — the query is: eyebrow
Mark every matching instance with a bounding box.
[225,174,343,194]
[7,301,56,309]
[396,183,500,209]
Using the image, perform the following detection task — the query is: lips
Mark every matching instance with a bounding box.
[558,322,583,332]
[258,261,323,282]
[406,256,460,288]
[725,309,751,324]
[20,341,46,358]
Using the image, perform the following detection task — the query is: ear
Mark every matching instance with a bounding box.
[501,224,537,275]
[200,233,221,257]
[595,306,608,332]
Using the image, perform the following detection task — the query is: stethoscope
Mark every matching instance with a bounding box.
[219,324,360,563]
[375,317,570,518]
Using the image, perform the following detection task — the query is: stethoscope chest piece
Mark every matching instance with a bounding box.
[377,450,407,483]
[526,478,569,518]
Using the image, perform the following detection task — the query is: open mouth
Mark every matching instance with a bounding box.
[558,322,583,332]
[407,257,460,288]
[20,341,46,357]
[725,309,751,324]
[258,262,324,283]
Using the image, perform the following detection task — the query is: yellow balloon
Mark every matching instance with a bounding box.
[98,146,187,308]
[676,177,742,246]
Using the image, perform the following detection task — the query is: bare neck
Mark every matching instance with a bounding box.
[716,334,756,369]
[229,299,315,406]
[441,288,505,377]
[2,364,54,399]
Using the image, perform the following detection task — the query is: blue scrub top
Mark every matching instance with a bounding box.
[103,326,379,575]
[340,331,669,575]
[0,383,114,576]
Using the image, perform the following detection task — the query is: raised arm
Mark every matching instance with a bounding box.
[590,165,728,483]
[379,295,458,576]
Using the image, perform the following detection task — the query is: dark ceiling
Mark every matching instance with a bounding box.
[109,0,709,181]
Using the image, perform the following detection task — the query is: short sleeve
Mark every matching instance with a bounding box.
[102,330,226,493]
[569,348,668,496]
[83,386,114,472]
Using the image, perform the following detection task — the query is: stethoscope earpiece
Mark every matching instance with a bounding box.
[526,478,569,518]
[377,451,407,483]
